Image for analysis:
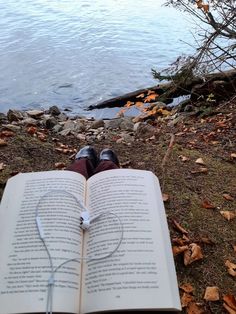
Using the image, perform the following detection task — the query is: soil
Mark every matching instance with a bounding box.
[0,99,235,313]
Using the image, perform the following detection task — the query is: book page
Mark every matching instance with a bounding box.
[0,170,86,314]
[81,169,181,313]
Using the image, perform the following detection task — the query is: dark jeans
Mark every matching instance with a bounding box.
[67,158,119,179]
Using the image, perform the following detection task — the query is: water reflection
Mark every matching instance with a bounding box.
[0,0,195,115]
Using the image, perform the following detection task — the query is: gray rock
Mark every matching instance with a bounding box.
[104,118,121,130]
[135,122,156,138]
[0,113,7,122]
[119,117,134,131]
[90,119,105,129]
[2,124,21,131]
[7,109,24,122]
[58,113,68,122]
[149,101,167,109]
[48,105,61,116]
[59,129,72,136]
[76,133,86,141]
[26,110,44,119]
[52,124,63,133]
[20,117,38,126]
[133,122,142,132]
[42,115,57,129]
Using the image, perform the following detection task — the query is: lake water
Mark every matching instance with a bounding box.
[0,0,195,117]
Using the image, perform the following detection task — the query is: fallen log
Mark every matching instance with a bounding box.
[87,69,236,110]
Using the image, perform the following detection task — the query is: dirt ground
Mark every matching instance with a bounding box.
[0,99,235,313]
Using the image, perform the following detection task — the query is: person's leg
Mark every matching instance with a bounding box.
[94,149,119,174]
[67,158,94,180]
[66,146,98,179]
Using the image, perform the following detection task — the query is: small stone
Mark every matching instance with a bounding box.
[20,117,38,126]
[76,133,86,141]
[43,116,57,129]
[48,105,61,116]
[26,110,44,119]
[90,119,105,129]
[58,113,68,122]
[59,129,72,136]
[104,118,121,130]
[7,109,24,122]
[2,124,21,131]
[120,117,134,131]
[0,113,7,122]
[52,124,63,133]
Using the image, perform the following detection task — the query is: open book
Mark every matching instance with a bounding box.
[0,169,181,313]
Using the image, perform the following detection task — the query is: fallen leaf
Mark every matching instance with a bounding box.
[179,155,190,162]
[162,193,170,202]
[220,211,236,221]
[225,260,236,277]
[204,286,220,301]
[173,245,189,256]
[0,163,6,171]
[195,158,206,165]
[223,193,234,201]
[180,283,194,294]
[223,295,236,313]
[144,93,158,103]
[191,167,208,174]
[233,245,236,253]
[0,139,7,146]
[231,153,236,159]
[181,292,194,307]
[27,126,37,135]
[196,236,215,245]
[124,101,134,108]
[202,4,209,13]
[147,90,155,95]
[0,130,15,137]
[54,162,66,169]
[186,302,205,314]
[136,93,145,99]
[172,236,190,246]
[202,199,216,209]
[184,243,203,266]
[173,220,188,234]
[37,133,47,142]
[135,102,144,108]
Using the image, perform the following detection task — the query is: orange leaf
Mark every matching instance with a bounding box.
[184,243,203,266]
[225,260,236,277]
[202,4,209,12]
[147,90,155,95]
[223,303,236,314]
[204,286,220,301]
[173,220,188,234]
[186,302,205,314]
[223,193,234,201]
[27,126,37,135]
[181,292,194,308]
[124,101,134,108]
[173,245,189,256]
[202,200,216,209]
[223,295,236,312]
[135,102,144,108]
[180,283,194,294]
[220,211,236,221]
[144,94,158,103]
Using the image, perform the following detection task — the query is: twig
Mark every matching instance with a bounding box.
[161,133,175,191]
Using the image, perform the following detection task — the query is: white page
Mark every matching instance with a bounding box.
[81,169,181,313]
[0,170,85,314]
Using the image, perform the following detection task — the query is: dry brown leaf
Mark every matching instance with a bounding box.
[181,292,194,308]
[233,245,236,253]
[184,243,203,266]
[191,167,208,174]
[220,211,236,221]
[162,193,170,202]
[225,260,236,277]
[180,283,194,294]
[195,157,206,165]
[173,245,189,256]
[202,4,209,12]
[54,162,66,169]
[223,193,234,201]
[173,220,188,234]
[0,162,6,171]
[223,303,236,314]
[172,236,190,246]
[27,126,37,135]
[179,155,190,162]
[196,236,215,245]
[0,139,7,146]
[223,295,236,312]
[231,153,236,159]
[201,199,216,209]
[124,101,134,108]
[186,302,205,314]
[0,130,15,137]
[204,286,220,301]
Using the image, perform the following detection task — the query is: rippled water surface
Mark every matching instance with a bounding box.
[0,0,194,116]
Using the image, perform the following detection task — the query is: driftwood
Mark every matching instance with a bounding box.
[87,69,236,110]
